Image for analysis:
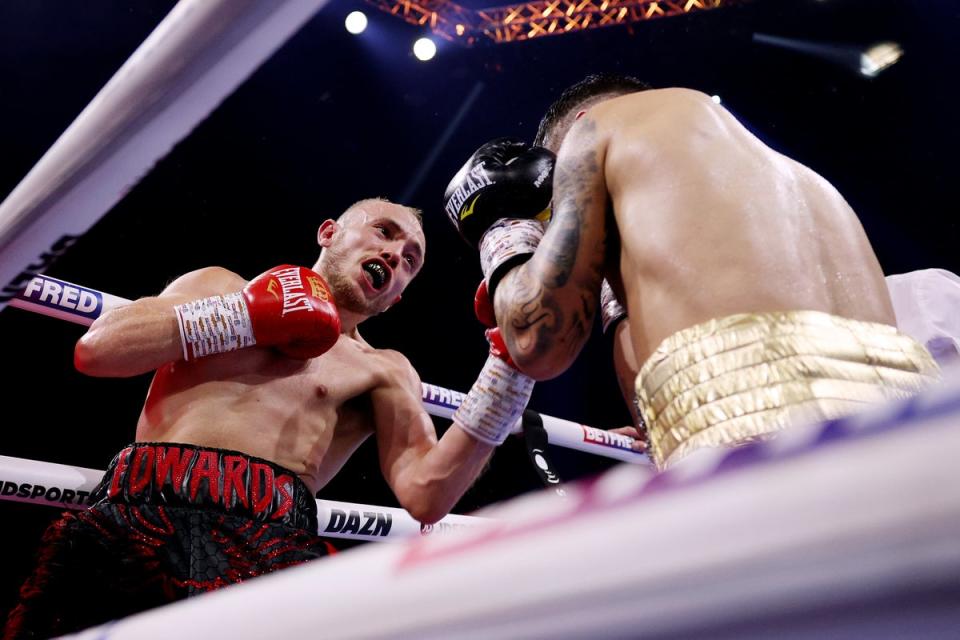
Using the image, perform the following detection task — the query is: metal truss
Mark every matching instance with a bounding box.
[363,0,744,45]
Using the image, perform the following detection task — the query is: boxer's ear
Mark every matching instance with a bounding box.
[318,219,339,247]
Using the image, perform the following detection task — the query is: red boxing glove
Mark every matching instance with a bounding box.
[243,265,341,359]
[474,280,497,328]
[485,327,518,369]
[175,265,341,361]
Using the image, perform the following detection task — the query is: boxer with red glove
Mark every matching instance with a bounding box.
[444,139,551,438]
[174,265,341,361]
[444,138,555,299]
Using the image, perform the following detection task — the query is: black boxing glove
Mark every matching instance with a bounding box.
[444,138,554,247]
[444,138,555,293]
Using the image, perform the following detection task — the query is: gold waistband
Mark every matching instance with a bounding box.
[636,311,940,469]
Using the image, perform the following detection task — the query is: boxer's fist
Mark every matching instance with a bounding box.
[243,265,340,359]
[175,265,341,361]
[474,280,496,328]
[485,326,518,369]
[444,138,554,248]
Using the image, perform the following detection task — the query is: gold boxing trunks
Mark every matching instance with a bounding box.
[636,311,941,470]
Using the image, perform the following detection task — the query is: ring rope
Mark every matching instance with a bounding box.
[0,454,491,542]
[11,273,652,465]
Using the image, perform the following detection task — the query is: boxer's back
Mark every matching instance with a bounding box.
[595,89,895,364]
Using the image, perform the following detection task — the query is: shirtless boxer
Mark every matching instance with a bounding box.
[445,73,939,471]
[5,198,531,639]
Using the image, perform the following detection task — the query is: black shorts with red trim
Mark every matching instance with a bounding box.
[4,443,334,640]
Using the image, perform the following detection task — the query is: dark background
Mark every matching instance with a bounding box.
[1,0,957,618]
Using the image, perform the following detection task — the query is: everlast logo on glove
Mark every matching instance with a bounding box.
[444,162,494,226]
[444,137,555,248]
[272,266,317,316]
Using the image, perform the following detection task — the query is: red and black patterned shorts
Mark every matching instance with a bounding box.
[4,443,334,639]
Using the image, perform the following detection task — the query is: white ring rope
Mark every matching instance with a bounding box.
[47,375,960,639]
[0,454,491,542]
[11,273,652,465]
[0,0,331,309]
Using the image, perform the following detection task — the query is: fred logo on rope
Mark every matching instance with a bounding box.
[19,276,102,319]
[421,383,466,412]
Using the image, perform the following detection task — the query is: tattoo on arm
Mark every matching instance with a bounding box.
[498,135,607,367]
[542,170,580,288]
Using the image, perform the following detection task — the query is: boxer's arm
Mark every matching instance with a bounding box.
[373,353,493,524]
[611,320,643,432]
[494,116,610,380]
[74,267,244,377]
[598,277,643,428]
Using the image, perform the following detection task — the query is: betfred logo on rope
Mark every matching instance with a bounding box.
[420,520,472,536]
[581,426,635,451]
[19,274,102,320]
[444,162,493,225]
[421,383,466,412]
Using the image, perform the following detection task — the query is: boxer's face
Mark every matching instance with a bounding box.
[317,202,425,317]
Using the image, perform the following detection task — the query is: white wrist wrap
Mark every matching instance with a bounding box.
[478,218,545,283]
[174,292,255,360]
[600,278,627,334]
[453,354,535,445]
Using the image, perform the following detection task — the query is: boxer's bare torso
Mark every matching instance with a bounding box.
[135,268,412,493]
[76,201,493,518]
[593,89,894,365]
